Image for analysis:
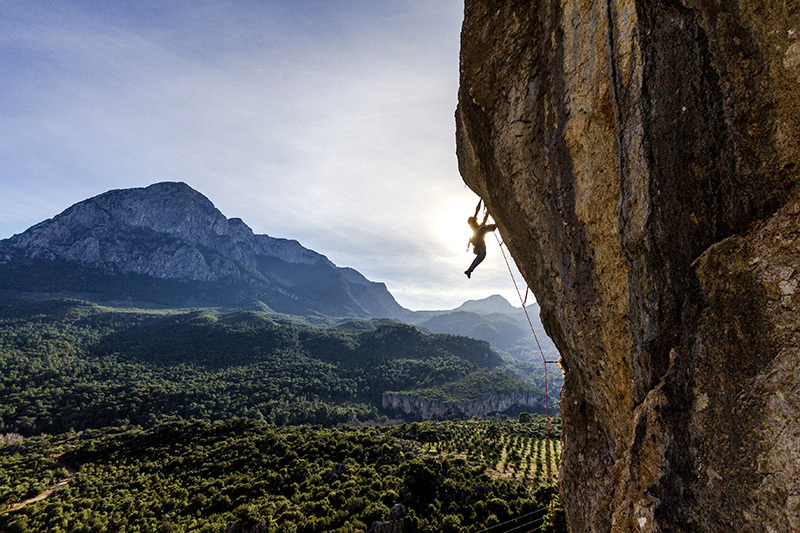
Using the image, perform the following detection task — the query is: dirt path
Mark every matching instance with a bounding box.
[0,457,76,516]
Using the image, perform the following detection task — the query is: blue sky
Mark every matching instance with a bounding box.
[0,1,525,311]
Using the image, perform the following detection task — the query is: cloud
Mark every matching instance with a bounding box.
[0,0,535,311]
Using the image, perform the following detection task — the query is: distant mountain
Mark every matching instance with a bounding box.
[0,182,408,319]
[453,293,520,315]
[410,294,559,363]
[0,182,561,362]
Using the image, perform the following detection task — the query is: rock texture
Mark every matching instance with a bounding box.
[382,390,544,420]
[456,1,800,532]
[0,182,407,318]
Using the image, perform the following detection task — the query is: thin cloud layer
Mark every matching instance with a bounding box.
[0,1,529,310]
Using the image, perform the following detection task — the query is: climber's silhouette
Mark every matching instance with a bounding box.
[465,199,497,279]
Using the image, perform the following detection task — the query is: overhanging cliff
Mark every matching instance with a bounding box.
[456,1,800,531]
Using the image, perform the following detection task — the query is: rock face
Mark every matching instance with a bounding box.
[0,182,408,318]
[382,390,544,420]
[456,2,800,532]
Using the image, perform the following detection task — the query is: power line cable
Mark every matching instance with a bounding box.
[471,509,545,533]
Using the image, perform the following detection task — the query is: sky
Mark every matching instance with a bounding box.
[0,0,527,311]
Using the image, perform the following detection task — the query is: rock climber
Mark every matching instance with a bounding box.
[465,199,497,279]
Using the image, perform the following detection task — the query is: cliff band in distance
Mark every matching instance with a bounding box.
[456,1,800,532]
[382,390,544,420]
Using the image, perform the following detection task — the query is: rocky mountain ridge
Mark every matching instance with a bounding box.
[9,183,326,278]
[0,182,406,318]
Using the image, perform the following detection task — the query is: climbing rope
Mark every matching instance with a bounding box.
[494,230,559,532]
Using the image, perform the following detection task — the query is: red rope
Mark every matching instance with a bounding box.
[494,231,558,531]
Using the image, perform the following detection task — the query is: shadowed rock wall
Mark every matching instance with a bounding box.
[456,1,800,531]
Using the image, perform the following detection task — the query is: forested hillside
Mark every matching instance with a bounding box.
[0,297,565,531]
[0,298,543,436]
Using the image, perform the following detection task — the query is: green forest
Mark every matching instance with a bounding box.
[391,370,539,403]
[0,418,564,532]
[0,299,548,436]
[0,298,565,531]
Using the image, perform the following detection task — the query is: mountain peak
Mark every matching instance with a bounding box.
[85,181,232,240]
[0,182,408,319]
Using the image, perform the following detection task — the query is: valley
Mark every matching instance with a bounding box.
[0,295,565,531]
[0,183,565,531]
[0,298,555,436]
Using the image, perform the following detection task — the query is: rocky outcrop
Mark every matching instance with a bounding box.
[0,182,408,318]
[382,390,544,420]
[456,1,800,532]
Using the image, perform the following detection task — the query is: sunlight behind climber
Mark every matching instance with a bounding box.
[464,199,497,279]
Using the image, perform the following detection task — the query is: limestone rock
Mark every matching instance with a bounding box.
[456,1,800,531]
[7,182,332,278]
[382,390,544,420]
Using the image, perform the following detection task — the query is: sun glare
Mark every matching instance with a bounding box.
[437,202,476,255]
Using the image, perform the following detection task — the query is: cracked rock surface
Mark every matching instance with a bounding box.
[456,1,800,531]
